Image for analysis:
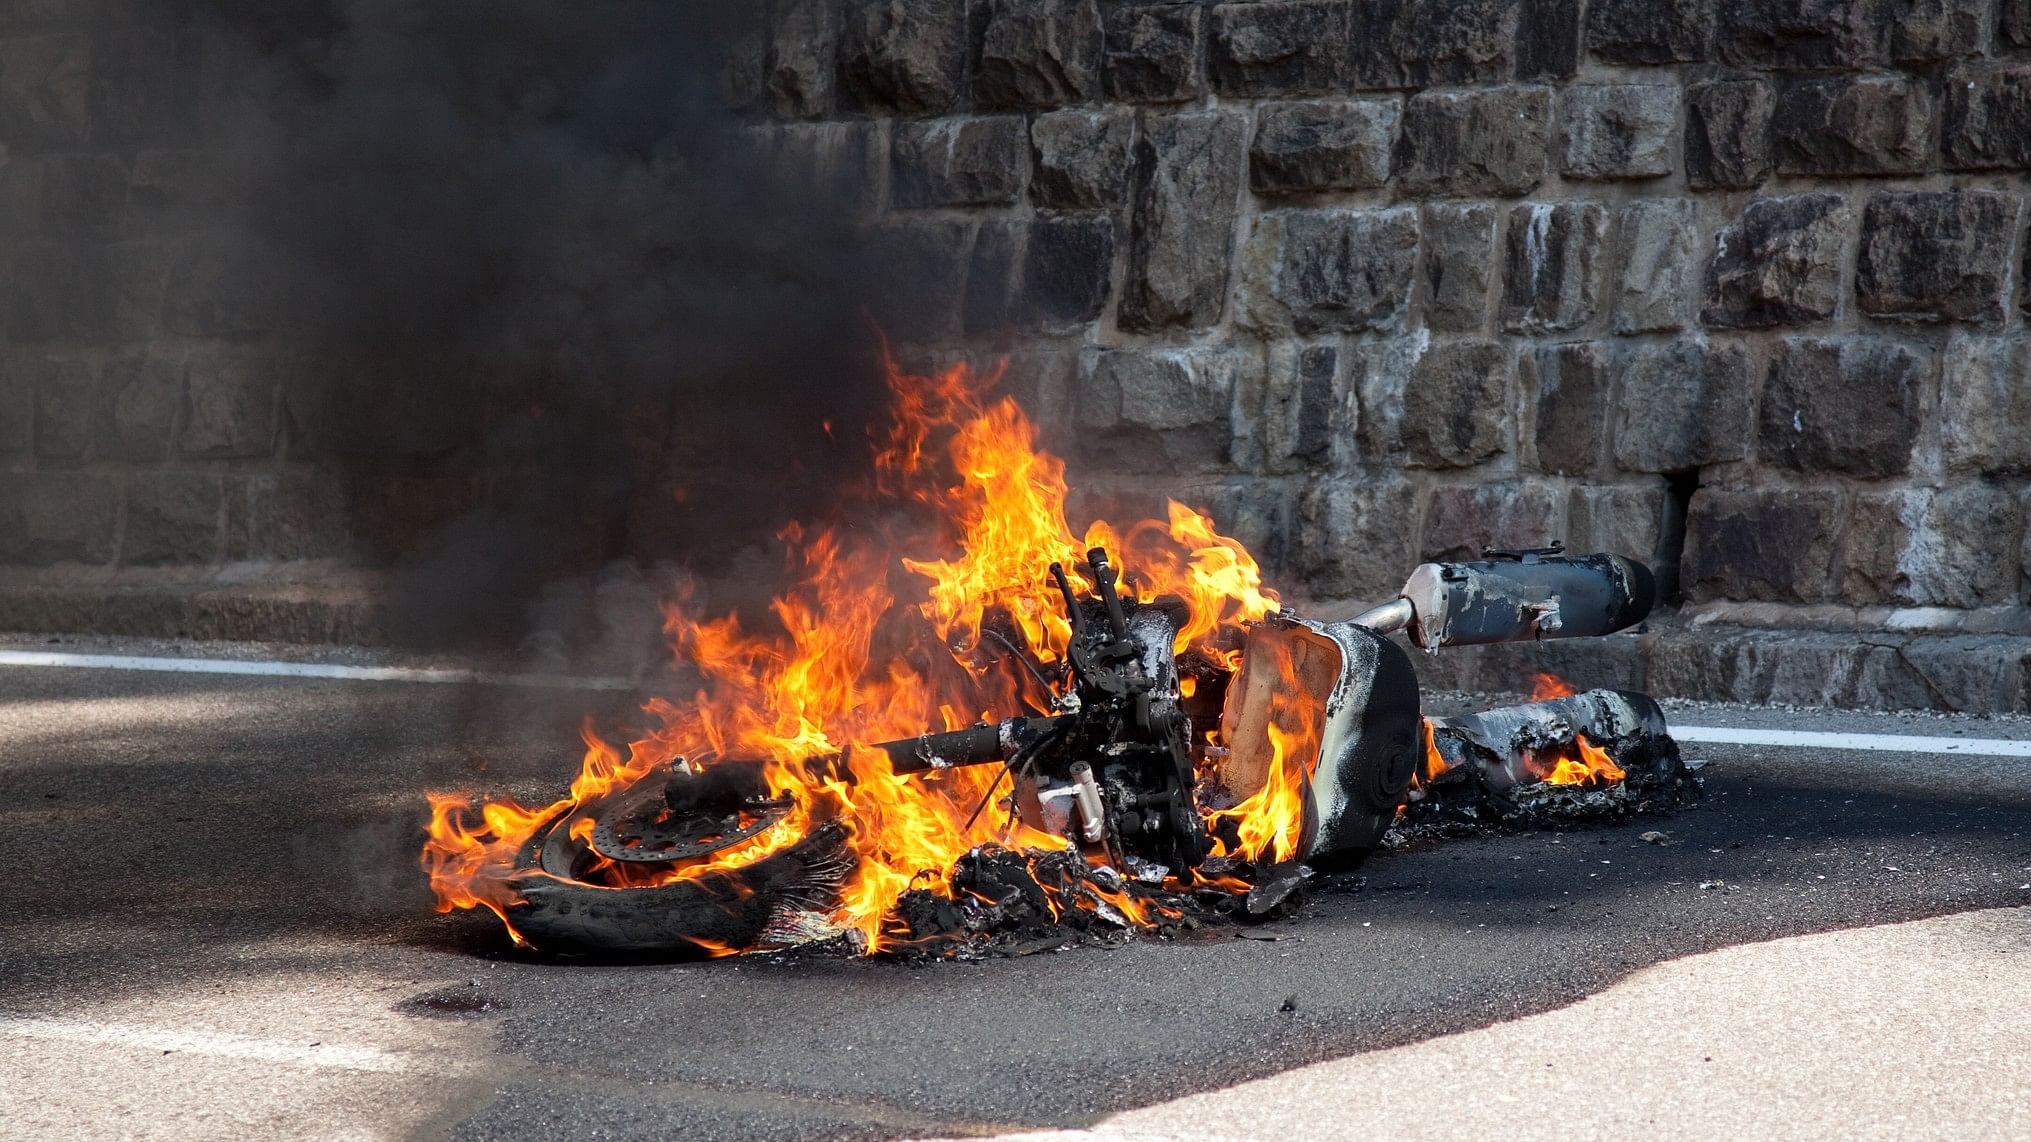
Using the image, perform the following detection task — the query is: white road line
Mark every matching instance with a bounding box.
[0,649,632,691]
[1672,725,2031,757]
[3,650,2027,757]
[0,1016,446,1075]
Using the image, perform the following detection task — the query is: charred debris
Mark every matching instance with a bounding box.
[498,545,1699,964]
[877,695,1702,963]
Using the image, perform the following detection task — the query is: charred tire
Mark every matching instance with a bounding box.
[504,819,853,955]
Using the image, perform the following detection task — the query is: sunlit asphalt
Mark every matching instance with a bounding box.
[1,641,2026,1140]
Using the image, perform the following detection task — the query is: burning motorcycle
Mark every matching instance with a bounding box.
[422,359,1696,957]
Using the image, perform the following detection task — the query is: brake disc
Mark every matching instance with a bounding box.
[586,781,792,864]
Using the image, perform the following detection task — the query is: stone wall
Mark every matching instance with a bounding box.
[721,0,2031,708]
[7,2,2031,710]
[0,5,868,646]
[0,8,377,640]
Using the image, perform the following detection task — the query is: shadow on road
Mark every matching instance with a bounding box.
[2,670,2029,1131]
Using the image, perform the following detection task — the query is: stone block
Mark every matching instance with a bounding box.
[966,216,1115,335]
[764,0,835,118]
[974,0,1102,109]
[838,0,965,114]
[1285,345,1342,470]
[863,219,972,342]
[891,117,1027,208]
[107,239,175,343]
[191,587,390,647]
[0,34,88,150]
[1383,0,1515,88]
[1843,486,2022,607]
[1420,481,1563,562]
[1029,109,1131,209]
[30,353,92,460]
[122,149,232,231]
[1685,79,1773,190]
[1942,65,2031,171]
[89,25,175,145]
[1521,340,1606,476]
[1759,338,1925,478]
[1247,207,1419,335]
[1568,484,1668,565]
[181,27,269,147]
[1754,635,1889,708]
[1253,341,1346,472]
[1103,3,1202,103]
[1716,0,1884,70]
[0,580,200,642]
[1902,636,2031,715]
[9,240,114,343]
[0,471,119,565]
[1248,98,1398,195]
[1681,487,1842,603]
[0,359,26,454]
[1856,190,2018,324]
[1295,475,1417,601]
[1613,199,1699,334]
[1940,337,2031,476]
[1119,112,1246,333]
[0,150,39,236]
[348,476,479,563]
[1585,0,1711,63]
[1172,477,1295,576]
[1558,85,1678,181]
[123,473,223,566]
[1398,88,1549,198]
[162,238,286,341]
[94,353,178,462]
[1639,627,1742,703]
[1402,339,1510,469]
[1515,0,1582,79]
[39,153,124,236]
[723,5,768,114]
[1348,337,1425,464]
[224,471,351,562]
[1075,348,1237,473]
[1702,193,1850,329]
[962,221,1022,336]
[752,121,882,214]
[1420,203,1495,333]
[1885,0,1988,62]
[2007,0,2031,48]
[995,348,1079,431]
[181,352,277,459]
[1500,201,1606,334]
[308,352,476,464]
[1207,1,1352,96]
[1772,77,1933,177]
[1612,338,1753,473]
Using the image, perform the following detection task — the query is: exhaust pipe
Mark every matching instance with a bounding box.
[1350,546,1655,651]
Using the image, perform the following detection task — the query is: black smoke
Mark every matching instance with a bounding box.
[200,0,915,652]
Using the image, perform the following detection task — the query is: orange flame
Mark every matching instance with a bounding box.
[1418,718,1450,784]
[1526,672,1577,701]
[1528,734,1626,787]
[1205,630,1326,866]
[422,352,1279,952]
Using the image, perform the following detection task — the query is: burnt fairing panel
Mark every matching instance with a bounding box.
[1303,621,1422,868]
[1216,616,1422,870]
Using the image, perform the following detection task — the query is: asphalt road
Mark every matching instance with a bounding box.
[2,647,2028,1139]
